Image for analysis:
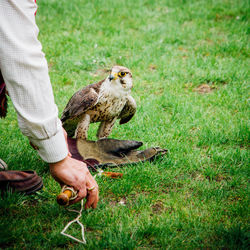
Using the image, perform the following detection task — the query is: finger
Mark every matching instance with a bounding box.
[91,191,99,209]
[85,187,99,209]
[85,173,99,208]
[69,187,87,205]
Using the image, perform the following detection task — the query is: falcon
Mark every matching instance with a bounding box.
[61,66,136,140]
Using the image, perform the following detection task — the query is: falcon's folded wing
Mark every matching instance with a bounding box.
[119,96,136,124]
[61,80,104,123]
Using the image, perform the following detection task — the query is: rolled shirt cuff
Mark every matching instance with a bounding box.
[29,128,68,163]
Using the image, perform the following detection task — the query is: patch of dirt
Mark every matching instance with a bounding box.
[86,227,97,232]
[191,171,205,181]
[205,38,214,44]
[109,197,127,206]
[48,61,54,69]
[118,197,127,206]
[149,64,157,71]
[193,84,215,94]
[190,127,200,134]
[215,174,225,182]
[215,13,235,21]
[192,80,228,94]
[63,79,73,85]
[109,200,117,206]
[178,47,188,52]
[151,201,164,214]
[161,187,170,194]
[154,87,164,95]
[239,144,249,150]
[230,195,243,202]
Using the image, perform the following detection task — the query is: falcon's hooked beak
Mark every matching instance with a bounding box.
[108,73,118,81]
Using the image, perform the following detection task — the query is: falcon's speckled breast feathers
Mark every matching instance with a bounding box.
[61,66,136,140]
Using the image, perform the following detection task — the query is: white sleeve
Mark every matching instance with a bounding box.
[0,0,68,163]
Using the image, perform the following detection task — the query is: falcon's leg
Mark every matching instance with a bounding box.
[97,118,116,139]
[75,114,90,140]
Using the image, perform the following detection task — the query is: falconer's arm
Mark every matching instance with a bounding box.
[0,0,68,163]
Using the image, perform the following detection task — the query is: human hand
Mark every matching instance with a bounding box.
[49,156,99,208]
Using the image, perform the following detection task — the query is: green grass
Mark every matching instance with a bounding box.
[0,0,249,248]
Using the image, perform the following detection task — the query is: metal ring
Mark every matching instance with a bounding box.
[87,186,95,191]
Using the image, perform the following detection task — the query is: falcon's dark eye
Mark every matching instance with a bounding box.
[118,72,127,78]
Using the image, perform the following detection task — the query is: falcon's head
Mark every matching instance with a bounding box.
[108,66,133,90]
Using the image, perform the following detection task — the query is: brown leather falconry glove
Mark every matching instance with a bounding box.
[67,137,167,170]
